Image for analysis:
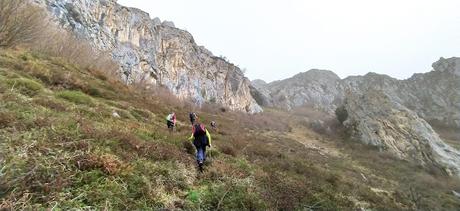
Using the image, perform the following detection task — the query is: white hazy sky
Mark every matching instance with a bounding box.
[118,0,460,82]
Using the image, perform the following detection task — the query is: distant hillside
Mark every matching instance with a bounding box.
[253,60,460,129]
[251,59,460,176]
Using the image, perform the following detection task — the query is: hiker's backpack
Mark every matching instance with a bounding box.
[166,114,173,121]
[193,123,206,137]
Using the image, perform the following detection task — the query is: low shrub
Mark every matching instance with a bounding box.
[182,140,195,155]
[76,153,123,175]
[219,145,237,157]
[0,0,48,48]
[0,78,6,93]
[49,70,86,90]
[6,77,43,96]
[130,108,151,121]
[32,97,67,112]
[185,180,267,210]
[85,87,102,97]
[0,111,16,128]
[56,90,93,105]
[335,105,348,124]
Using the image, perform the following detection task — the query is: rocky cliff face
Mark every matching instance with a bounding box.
[35,0,262,113]
[257,69,345,112]
[343,63,460,129]
[249,79,273,107]
[250,58,460,175]
[253,58,460,128]
[343,89,460,176]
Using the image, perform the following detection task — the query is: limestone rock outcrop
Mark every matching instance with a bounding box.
[433,57,460,77]
[35,0,262,113]
[258,69,345,112]
[249,79,273,107]
[252,58,460,128]
[343,89,460,176]
[249,59,460,175]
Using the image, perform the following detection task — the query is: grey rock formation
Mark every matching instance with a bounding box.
[152,17,161,26]
[252,58,460,128]
[35,0,261,113]
[342,63,460,128]
[433,57,460,77]
[250,60,460,175]
[250,79,273,106]
[253,69,345,112]
[251,79,268,91]
[343,89,460,176]
[161,20,175,28]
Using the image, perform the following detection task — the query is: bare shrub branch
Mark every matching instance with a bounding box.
[33,28,119,77]
[0,0,48,48]
[0,0,119,79]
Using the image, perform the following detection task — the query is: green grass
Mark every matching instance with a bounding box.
[1,49,459,210]
[56,90,93,105]
[5,77,43,96]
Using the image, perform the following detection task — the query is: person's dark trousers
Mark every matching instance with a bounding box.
[167,120,174,128]
[196,146,206,164]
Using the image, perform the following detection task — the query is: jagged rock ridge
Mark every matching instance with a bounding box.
[35,0,262,113]
[260,69,345,112]
[253,58,460,128]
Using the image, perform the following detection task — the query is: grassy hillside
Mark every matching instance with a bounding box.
[1,49,460,210]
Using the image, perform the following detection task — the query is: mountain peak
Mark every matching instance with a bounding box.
[432,57,460,76]
[251,79,267,87]
[295,69,340,81]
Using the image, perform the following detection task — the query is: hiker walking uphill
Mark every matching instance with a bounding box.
[166,112,176,132]
[188,120,212,172]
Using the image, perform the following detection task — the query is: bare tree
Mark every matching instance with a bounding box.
[0,0,48,48]
[0,0,118,79]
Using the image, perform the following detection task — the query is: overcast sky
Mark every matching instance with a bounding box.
[118,0,460,82]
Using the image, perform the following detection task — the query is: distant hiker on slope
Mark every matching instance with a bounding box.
[210,121,217,131]
[188,119,212,172]
[166,112,176,132]
[189,112,197,125]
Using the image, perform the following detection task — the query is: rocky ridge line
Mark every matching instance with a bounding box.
[251,58,460,175]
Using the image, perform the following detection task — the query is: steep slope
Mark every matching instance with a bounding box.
[2,50,460,210]
[34,0,261,113]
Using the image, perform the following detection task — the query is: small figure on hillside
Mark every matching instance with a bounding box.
[210,121,217,130]
[166,112,176,132]
[188,119,212,172]
[189,112,197,125]
[112,110,120,118]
